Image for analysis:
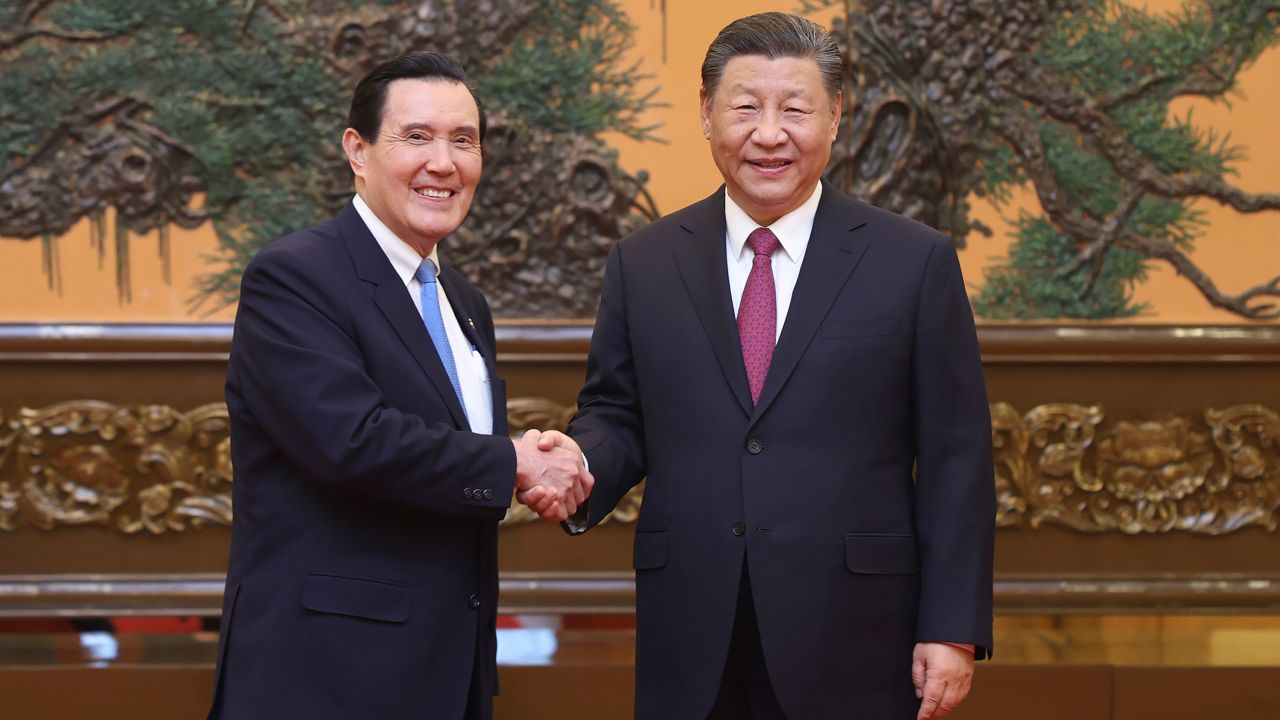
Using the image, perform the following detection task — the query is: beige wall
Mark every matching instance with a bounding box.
[0,0,1274,323]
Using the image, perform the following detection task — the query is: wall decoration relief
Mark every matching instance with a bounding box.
[0,0,659,316]
[993,402,1279,534]
[1,398,1274,536]
[809,0,1280,319]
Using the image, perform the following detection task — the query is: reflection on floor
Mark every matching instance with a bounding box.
[1,614,1278,669]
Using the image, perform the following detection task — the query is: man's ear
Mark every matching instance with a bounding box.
[829,93,843,142]
[698,87,712,139]
[341,128,367,179]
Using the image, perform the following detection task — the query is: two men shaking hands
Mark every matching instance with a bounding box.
[510,429,591,522]
[209,12,993,720]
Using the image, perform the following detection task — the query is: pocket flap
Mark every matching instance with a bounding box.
[301,573,410,623]
[844,534,919,574]
[633,530,669,570]
[823,318,901,338]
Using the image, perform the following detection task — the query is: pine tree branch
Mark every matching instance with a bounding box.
[1122,234,1280,319]
[1100,38,1253,109]
[0,96,134,187]
[988,111,1098,238]
[992,109,1280,319]
[1021,66,1280,214]
[0,27,126,52]
[21,0,57,26]
[1071,185,1146,293]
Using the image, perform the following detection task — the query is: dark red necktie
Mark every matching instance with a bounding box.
[737,227,781,406]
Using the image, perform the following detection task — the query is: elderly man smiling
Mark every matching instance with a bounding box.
[207,52,591,720]
[538,12,995,720]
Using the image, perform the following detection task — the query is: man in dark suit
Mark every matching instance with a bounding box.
[538,12,994,720]
[208,53,590,720]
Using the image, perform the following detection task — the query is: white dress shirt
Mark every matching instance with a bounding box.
[352,194,494,435]
[724,182,823,341]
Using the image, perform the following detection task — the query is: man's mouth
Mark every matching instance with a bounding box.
[749,159,791,170]
[414,188,455,199]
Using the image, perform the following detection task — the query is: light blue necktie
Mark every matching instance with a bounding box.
[415,258,465,413]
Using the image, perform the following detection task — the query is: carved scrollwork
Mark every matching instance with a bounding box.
[0,401,232,534]
[995,403,1279,534]
[4,399,1274,535]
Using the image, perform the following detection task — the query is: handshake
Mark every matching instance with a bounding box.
[510,429,594,522]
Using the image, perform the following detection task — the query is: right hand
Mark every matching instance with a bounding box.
[511,429,592,521]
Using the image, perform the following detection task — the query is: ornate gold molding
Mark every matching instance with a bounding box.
[994,403,1279,534]
[0,401,232,534]
[2,400,1275,535]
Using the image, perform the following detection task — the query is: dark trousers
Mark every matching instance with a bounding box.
[463,609,492,720]
[707,560,788,720]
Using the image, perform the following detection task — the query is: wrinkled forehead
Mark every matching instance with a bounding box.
[709,54,838,102]
[380,78,481,130]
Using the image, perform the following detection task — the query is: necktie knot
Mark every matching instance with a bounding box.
[415,258,438,285]
[747,227,780,258]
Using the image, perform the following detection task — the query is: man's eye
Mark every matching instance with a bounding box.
[407,132,427,142]
[453,136,476,146]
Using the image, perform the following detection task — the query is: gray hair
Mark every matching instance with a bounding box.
[700,12,843,99]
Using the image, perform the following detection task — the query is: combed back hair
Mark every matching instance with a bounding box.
[347,51,487,142]
[700,12,843,100]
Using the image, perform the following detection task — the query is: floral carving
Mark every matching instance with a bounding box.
[994,403,1279,534]
[3,399,1274,535]
[0,401,232,534]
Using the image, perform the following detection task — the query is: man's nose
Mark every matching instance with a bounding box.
[423,139,457,174]
[750,110,787,147]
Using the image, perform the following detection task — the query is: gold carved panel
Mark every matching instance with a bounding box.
[994,403,1279,535]
[2,400,1275,535]
[0,401,232,534]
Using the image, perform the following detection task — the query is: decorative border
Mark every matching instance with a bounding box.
[1,399,1276,535]
[1,572,1276,617]
[993,403,1279,535]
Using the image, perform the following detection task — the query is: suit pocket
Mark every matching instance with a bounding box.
[632,530,669,570]
[300,573,410,623]
[822,318,901,338]
[844,533,919,574]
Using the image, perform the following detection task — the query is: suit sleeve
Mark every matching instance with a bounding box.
[564,243,648,533]
[910,236,996,659]
[229,244,516,518]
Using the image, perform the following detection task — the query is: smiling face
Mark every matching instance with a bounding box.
[342,78,482,255]
[700,54,841,226]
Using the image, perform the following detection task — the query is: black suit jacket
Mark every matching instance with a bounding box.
[568,183,995,719]
[209,202,516,720]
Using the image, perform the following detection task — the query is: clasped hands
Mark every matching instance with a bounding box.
[511,429,593,522]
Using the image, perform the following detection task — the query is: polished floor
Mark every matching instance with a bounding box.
[1,614,1278,668]
[1,615,1278,719]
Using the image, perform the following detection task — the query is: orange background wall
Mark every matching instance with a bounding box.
[0,0,1275,324]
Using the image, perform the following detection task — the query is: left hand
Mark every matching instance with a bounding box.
[912,642,974,720]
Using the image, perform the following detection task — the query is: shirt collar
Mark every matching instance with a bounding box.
[724,181,823,263]
[352,193,442,285]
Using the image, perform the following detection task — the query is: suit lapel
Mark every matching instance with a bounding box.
[751,183,870,424]
[339,204,470,428]
[673,189,754,417]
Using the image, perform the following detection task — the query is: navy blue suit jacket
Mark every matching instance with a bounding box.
[209,202,516,720]
[567,183,995,719]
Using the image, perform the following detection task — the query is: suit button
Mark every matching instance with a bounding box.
[746,439,763,455]
[468,593,481,609]
[482,489,494,501]
[463,487,474,499]
[732,521,746,537]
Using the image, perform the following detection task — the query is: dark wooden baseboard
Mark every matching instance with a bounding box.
[1,664,1276,720]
